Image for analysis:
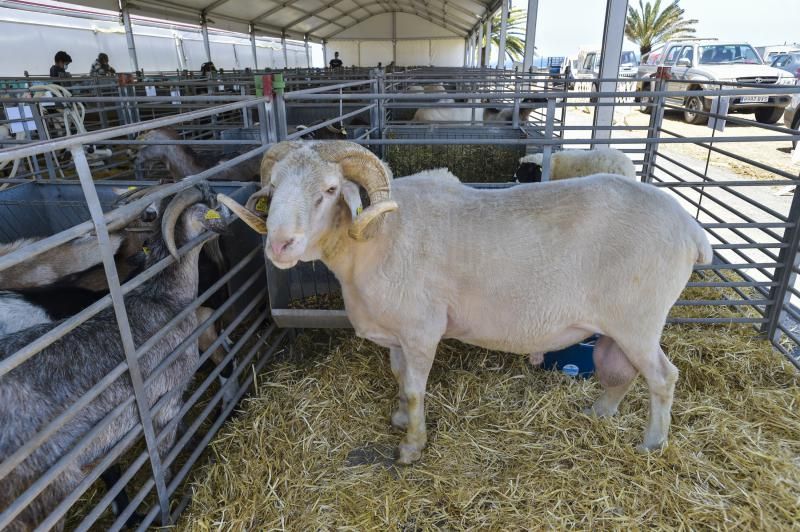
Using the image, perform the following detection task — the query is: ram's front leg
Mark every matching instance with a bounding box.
[395,342,437,465]
[389,347,409,430]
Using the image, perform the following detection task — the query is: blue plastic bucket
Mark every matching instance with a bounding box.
[542,336,597,378]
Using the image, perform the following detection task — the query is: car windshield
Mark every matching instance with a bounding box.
[620,51,637,65]
[771,53,800,67]
[698,45,762,65]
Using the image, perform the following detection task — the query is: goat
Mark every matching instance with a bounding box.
[219,141,712,465]
[0,186,234,403]
[514,148,636,183]
[134,128,260,181]
[0,234,125,291]
[0,185,228,531]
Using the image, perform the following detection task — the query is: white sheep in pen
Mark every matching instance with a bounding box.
[514,147,636,183]
[219,141,712,464]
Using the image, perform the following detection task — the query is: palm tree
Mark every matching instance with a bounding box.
[625,0,698,56]
[480,7,527,66]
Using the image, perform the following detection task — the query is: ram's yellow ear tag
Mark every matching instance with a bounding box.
[127,186,138,190]
[255,197,269,214]
[204,209,221,220]
[356,206,363,215]
[142,246,150,256]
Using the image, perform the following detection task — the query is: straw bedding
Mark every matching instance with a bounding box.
[179,301,800,530]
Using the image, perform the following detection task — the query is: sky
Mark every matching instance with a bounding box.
[513,0,800,58]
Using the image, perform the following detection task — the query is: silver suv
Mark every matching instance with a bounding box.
[638,39,795,124]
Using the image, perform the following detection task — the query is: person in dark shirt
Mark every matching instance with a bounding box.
[329,51,343,68]
[90,53,116,77]
[200,61,217,76]
[49,51,72,78]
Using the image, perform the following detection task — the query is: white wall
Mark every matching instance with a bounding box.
[0,6,321,75]
[327,11,464,67]
[331,38,465,67]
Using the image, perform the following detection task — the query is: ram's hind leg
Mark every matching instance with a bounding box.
[614,337,678,451]
[586,335,638,417]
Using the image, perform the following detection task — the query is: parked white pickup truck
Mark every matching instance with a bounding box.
[637,39,795,124]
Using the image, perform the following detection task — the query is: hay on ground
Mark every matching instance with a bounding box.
[179,292,800,530]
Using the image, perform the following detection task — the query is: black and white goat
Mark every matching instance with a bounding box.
[0,185,227,531]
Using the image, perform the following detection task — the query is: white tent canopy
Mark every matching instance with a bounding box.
[62,0,500,42]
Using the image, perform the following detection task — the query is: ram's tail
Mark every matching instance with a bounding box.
[692,220,713,265]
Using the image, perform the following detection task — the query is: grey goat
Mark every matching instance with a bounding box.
[0,185,227,531]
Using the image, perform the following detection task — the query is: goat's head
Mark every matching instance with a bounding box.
[111,183,227,264]
[154,184,228,263]
[131,128,180,172]
[218,141,398,269]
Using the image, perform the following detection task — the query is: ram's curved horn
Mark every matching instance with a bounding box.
[217,193,267,234]
[162,186,204,261]
[311,141,398,241]
[259,141,303,186]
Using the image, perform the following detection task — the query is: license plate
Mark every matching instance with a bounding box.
[741,95,769,103]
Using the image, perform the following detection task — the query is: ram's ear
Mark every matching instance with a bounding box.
[340,180,363,220]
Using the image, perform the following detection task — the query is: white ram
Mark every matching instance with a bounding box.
[515,148,636,183]
[219,141,712,464]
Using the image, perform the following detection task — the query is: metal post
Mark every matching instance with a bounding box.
[592,0,628,146]
[762,189,800,343]
[323,40,328,66]
[477,18,484,67]
[273,73,288,139]
[70,144,172,525]
[121,3,139,73]
[485,14,493,70]
[304,35,311,69]
[641,72,667,182]
[281,32,289,68]
[392,11,397,65]
[200,14,212,63]
[250,25,259,70]
[463,36,469,67]
[540,98,556,181]
[522,0,538,71]
[498,0,510,69]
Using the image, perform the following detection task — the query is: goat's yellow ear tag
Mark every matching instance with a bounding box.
[356,206,363,215]
[142,246,150,256]
[255,197,269,213]
[127,186,138,190]
[204,209,221,220]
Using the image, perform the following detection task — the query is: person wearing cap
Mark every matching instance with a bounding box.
[90,53,116,77]
[49,51,72,78]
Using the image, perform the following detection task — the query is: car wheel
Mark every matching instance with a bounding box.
[754,106,784,124]
[589,83,599,105]
[683,95,708,125]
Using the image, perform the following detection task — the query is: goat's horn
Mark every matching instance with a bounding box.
[311,141,398,241]
[259,141,303,186]
[106,205,151,233]
[162,186,204,261]
[216,193,267,234]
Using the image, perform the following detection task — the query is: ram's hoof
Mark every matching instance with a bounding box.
[582,403,617,418]
[635,440,666,454]
[395,442,422,465]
